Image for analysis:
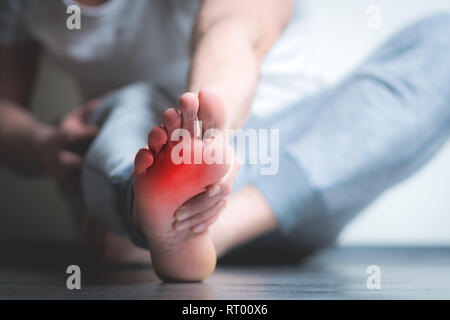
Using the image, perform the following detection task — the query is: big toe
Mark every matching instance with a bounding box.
[179,92,199,137]
[198,87,226,132]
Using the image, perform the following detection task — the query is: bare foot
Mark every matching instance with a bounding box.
[132,92,231,282]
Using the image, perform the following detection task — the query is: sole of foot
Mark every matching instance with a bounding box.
[133,90,231,282]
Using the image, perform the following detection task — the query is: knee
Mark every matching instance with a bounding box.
[418,12,450,28]
[409,13,450,47]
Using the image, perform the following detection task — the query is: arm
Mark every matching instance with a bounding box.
[0,44,49,174]
[0,45,98,191]
[188,0,293,129]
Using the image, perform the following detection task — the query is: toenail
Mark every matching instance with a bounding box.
[176,207,190,221]
[187,92,196,99]
[175,220,190,231]
[208,185,221,197]
[192,223,205,233]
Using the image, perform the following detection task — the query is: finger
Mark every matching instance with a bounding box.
[64,126,99,155]
[173,200,226,232]
[174,157,239,221]
[61,104,100,134]
[65,125,99,144]
[191,211,221,233]
[174,186,230,221]
[60,108,85,132]
[59,150,83,170]
[80,99,101,122]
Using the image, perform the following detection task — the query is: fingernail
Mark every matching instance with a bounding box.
[175,220,190,231]
[208,185,221,197]
[192,223,205,233]
[175,207,190,221]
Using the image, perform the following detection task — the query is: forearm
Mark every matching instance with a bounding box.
[0,99,54,175]
[188,0,292,130]
[188,17,260,129]
[0,42,45,174]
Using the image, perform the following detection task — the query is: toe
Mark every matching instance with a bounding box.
[179,92,199,136]
[198,87,226,131]
[163,108,181,141]
[148,126,168,154]
[134,148,154,175]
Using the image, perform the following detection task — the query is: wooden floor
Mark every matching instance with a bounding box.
[1,244,449,299]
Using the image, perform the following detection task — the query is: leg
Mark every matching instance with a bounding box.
[211,13,450,262]
[82,82,162,244]
[82,83,163,265]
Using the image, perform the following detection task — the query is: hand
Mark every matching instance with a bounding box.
[37,101,100,192]
[173,157,240,233]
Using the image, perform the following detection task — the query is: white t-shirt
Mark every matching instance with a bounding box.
[0,0,323,116]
